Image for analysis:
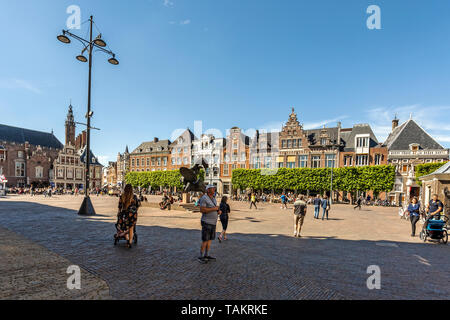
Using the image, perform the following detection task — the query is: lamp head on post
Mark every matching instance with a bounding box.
[57,31,71,44]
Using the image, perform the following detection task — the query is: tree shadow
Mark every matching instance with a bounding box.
[0,201,449,300]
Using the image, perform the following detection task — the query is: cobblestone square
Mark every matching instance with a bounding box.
[0,195,449,299]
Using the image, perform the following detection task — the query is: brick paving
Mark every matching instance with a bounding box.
[0,225,110,299]
[0,194,449,299]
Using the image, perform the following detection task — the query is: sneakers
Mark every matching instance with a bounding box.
[204,256,216,261]
[293,231,297,237]
[197,256,207,264]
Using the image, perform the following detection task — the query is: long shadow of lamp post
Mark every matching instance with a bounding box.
[57,15,119,215]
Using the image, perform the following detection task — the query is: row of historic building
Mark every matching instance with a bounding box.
[0,104,103,191]
[103,108,449,204]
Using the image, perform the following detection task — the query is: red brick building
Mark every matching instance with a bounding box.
[0,124,63,187]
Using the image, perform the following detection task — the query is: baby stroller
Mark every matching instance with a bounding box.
[419,216,448,244]
[114,224,137,248]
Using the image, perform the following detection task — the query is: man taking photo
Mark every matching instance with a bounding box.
[198,184,221,264]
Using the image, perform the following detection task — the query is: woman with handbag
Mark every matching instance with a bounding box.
[321,195,330,220]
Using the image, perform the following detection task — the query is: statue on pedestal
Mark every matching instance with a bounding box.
[180,159,208,194]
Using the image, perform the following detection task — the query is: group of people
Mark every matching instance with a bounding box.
[404,194,445,237]
[312,194,331,220]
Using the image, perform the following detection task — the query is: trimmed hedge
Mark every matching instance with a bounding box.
[415,162,448,186]
[231,165,395,193]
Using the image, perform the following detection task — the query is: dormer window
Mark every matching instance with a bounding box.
[321,138,327,145]
[409,143,419,152]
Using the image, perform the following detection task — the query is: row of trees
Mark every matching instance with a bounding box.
[231,165,396,197]
[125,170,205,189]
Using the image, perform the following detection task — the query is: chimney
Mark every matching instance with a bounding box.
[154,137,159,143]
[392,116,399,131]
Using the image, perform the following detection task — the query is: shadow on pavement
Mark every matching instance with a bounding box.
[0,201,449,300]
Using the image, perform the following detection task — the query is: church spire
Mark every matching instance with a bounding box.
[65,103,76,146]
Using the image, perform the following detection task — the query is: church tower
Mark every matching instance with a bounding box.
[65,104,76,146]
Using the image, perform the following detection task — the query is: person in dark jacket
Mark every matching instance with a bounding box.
[321,195,330,220]
[218,196,230,242]
[406,196,420,237]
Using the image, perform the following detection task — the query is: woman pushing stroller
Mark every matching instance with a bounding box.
[114,184,139,248]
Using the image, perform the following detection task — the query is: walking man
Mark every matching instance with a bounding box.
[249,193,257,209]
[293,195,307,237]
[280,193,288,210]
[423,194,444,231]
[198,184,221,264]
[354,196,362,210]
[313,194,321,219]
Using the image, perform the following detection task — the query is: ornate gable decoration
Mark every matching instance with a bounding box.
[281,108,302,135]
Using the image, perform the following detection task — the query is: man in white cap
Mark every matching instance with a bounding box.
[198,184,221,263]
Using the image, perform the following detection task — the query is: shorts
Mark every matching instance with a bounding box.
[201,221,216,241]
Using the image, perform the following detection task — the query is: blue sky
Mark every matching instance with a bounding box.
[1,0,450,165]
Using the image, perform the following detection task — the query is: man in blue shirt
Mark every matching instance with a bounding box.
[406,196,421,236]
[280,193,287,210]
[313,195,321,219]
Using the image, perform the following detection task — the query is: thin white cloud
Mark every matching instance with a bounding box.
[180,19,191,25]
[0,78,42,94]
[163,0,174,8]
[364,104,450,146]
[97,155,113,166]
[303,116,349,130]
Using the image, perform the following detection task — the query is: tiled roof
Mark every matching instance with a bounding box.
[0,124,63,149]
[384,119,444,150]
[132,139,171,154]
[305,127,340,146]
[79,146,103,166]
[340,124,379,151]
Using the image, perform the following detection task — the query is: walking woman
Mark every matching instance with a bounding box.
[115,184,139,247]
[321,195,330,220]
[218,196,231,242]
[406,196,421,237]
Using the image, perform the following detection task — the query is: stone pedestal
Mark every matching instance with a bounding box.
[182,192,190,204]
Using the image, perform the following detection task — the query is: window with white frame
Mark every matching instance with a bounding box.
[57,167,64,178]
[33,166,42,178]
[15,162,25,177]
[223,165,229,176]
[66,167,73,179]
[265,156,272,168]
[299,155,307,168]
[344,155,353,166]
[325,154,336,168]
[356,137,369,148]
[311,156,321,168]
[76,169,82,179]
[356,155,368,166]
[18,151,24,158]
[374,154,382,165]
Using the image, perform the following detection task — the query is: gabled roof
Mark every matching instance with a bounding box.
[78,146,103,166]
[0,124,63,149]
[384,119,444,150]
[340,124,379,151]
[171,128,196,147]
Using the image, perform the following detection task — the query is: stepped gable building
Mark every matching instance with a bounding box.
[339,123,387,167]
[384,116,449,204]
[0,124,63,187]
[277,108,340,169]
[51,104,103,190]
[170,128,196,170]
[129,137,171,172]
[220,127,250,195]
[116,145,130,187]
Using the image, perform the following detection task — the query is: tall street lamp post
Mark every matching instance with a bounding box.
[57,15,119,215]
